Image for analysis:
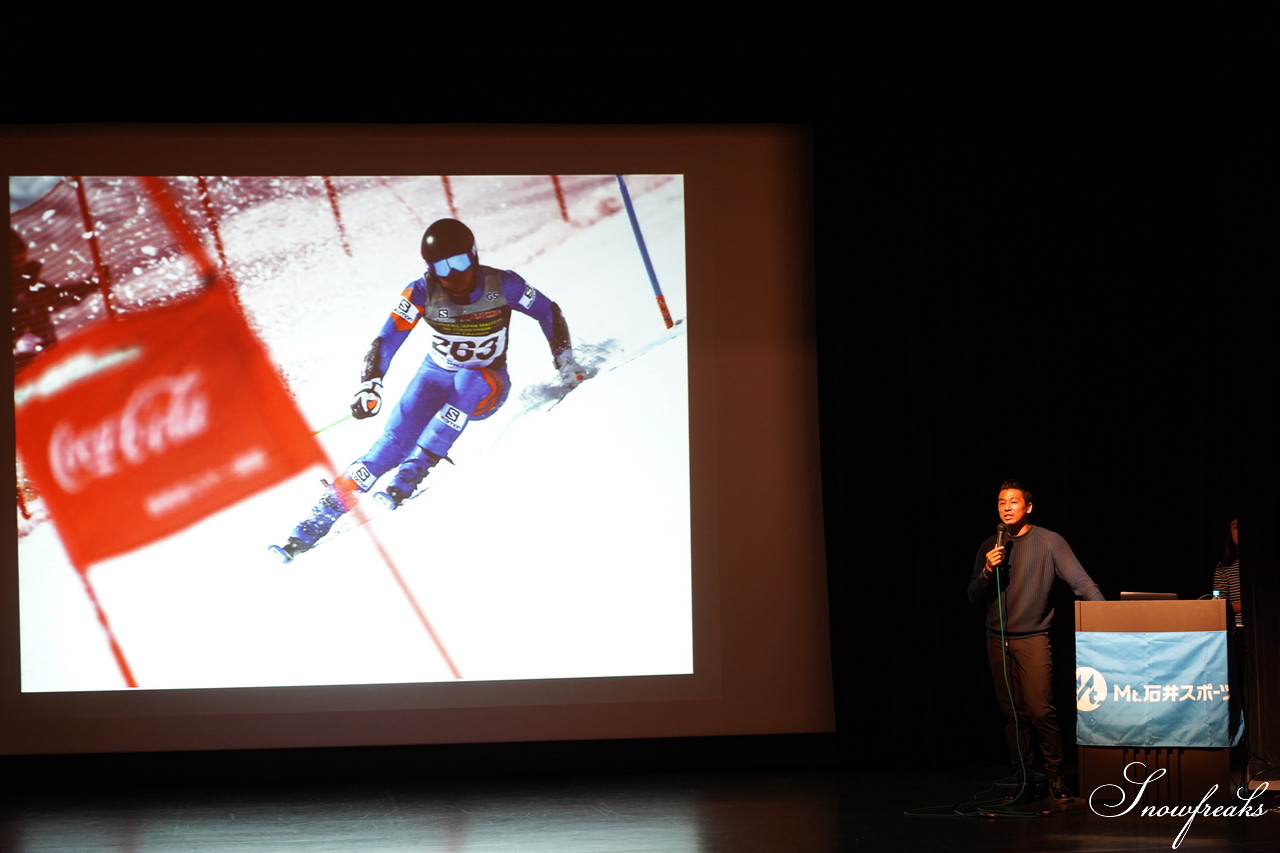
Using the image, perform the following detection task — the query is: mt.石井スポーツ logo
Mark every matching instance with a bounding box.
[1076,665,1230,713]
[1076,666,1107,711]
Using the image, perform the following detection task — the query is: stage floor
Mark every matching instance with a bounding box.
[2,764,1276,852]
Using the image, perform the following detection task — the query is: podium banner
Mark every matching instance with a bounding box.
[1076,631,1240,747]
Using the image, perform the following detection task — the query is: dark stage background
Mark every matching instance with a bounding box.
[820,138,1279,774]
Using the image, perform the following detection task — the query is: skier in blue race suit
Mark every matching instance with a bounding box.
[271,218,588,562]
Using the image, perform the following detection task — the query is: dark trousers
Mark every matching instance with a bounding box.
[986,634,1062,778]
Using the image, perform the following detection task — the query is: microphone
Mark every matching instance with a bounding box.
[986,523,1009,578]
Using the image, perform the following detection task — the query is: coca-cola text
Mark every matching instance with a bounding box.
[48,371,210,493]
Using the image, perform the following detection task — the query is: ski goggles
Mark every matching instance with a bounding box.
[429,252,473,278]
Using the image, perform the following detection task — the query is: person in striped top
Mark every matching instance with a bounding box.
[1212,518,1243,628]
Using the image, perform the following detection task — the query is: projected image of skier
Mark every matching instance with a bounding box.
[13,175,690,692]
[271,218,593,562]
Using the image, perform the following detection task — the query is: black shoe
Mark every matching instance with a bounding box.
[1050,774,1073,800]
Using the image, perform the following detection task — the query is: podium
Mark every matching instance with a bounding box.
[1075,600,1232,806]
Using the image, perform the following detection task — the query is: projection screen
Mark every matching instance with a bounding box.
[2,125,832,756]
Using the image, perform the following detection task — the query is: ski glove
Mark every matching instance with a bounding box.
[351,379,383,419]
[555,352,593,389]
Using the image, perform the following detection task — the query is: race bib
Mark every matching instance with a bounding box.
[427,328,508,370]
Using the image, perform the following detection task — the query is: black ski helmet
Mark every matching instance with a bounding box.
[420,218,477,272]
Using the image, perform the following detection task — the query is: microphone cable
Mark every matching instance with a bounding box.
[904,550,1043,819]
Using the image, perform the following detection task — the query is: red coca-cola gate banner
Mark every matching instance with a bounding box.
[15,284,324,569]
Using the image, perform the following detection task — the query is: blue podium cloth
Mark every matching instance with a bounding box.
[1076,631,1242,747]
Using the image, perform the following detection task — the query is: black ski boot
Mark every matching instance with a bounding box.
[268,536,312,564]
[373,450,449,511]
[373,484,410,511]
